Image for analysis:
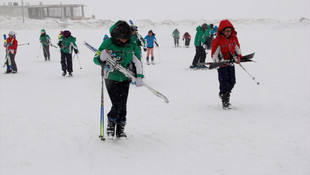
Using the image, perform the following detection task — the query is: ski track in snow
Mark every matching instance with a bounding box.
[0,18,310,175]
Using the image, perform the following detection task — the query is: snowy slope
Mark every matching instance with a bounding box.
[0,18,310,175]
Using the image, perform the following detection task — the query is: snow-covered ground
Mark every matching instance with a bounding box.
[0,17,310,175]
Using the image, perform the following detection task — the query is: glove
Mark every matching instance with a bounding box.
[74,49,79,54]
[143,48,147,52]
[9,49,15,54]
[235,54,242,64]
[135,77,143,87]
[213,57,220,62]
[100,49,112,62]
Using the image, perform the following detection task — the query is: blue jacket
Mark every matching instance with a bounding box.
[144,35,158,48]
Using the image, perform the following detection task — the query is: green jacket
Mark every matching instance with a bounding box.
[58,36,78,54]
[131,34,145,56]
[94,38,144,82]
[194,26,210,47]
[172,29,180,38]
[39,30,51,46]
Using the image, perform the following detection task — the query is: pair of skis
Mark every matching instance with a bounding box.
[3,34,15,70]
[205,52,255,69]
[84,41,169,140]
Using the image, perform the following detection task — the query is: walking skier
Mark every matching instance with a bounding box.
[3,31,18,73]
[131,25,146,58]
[57,30,79,77]
[211,19,242,109]
[93,20,144,139]
[172,29,180,47]
[144,30,158,65]
[205,24,214,50]
[183,32,191,48]
[39,29,51,61]
[190,23,210,69]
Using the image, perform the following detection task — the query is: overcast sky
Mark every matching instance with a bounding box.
[1,0,309,21]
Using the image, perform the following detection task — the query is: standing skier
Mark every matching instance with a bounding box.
[172,29,180,47]
[131,25,146,58]
[93,20,144,139]
[190,23,210,69]
[3,31,18,73]
[183,32,191,48]
[211,19,242,109]
[57,30,79,77]
[144,30,158,65]
[39,29,51,61]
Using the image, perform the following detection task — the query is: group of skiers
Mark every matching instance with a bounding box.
[2,19,244,139]
[172,29,192,48]
[39,29,79,76]
[3,29,79,76]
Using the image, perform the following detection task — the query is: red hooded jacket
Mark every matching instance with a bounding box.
[211,20,241,61]
[5,36,18,54]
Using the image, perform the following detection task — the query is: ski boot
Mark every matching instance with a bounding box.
[116,123,127,138]
[189,65,197,69]
[5,70,12,74]
[220,92,231,109]
[68,72,73,77]
[146,57,150,65]
[62,71,66,76]
[151,61,155,65]
[151,56,155,65]
[107,120,116,139]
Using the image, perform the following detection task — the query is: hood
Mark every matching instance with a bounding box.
[110,20,132,47]
[217,19,236,36]
[196,26,203,32]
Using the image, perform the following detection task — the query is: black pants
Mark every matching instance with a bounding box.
[43,45,50,60]
[218,65,236,95]
[105,79,130,124]
[174,38,179,47]
[6,54,17,72]
[185,39,190,46]
[60,52,73,73]
[192,46,206,66]
[205,36,212,50]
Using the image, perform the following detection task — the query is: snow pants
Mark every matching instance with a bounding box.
[217,65,236,95]
[192,46,206,66]
[60,52,73,73]
[206,36,213,50]
[174,37,179,47]
[185,38,190,46]
[43,45,50,60]
[105,79,131,124]
[6,53,17,72]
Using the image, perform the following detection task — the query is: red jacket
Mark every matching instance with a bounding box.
[211,20,240,61]
[5,36,18,54]
[183,33,191,39]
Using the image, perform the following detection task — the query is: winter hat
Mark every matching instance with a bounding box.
[131,25,138,31]
[111,21,132,40]
[8,31,16,36]
[63,30,71,38]
[201,23,208,30]
[210,24,214,29]
[41,29,46,35]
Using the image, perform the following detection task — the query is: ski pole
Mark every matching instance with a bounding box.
[157,46,161,61]
[36,44,41,59]
[99,65,105,141]
[74,53,83,69]
[238,63,260,85]
[18,43,30,46]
